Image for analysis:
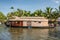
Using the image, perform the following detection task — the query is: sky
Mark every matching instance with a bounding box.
[0,0,60,15]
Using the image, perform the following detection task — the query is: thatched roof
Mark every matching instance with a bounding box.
[8,16,48,22]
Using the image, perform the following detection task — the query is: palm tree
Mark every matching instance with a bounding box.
[52,6,60,26]
[58,6,60,16]
[7,12,14,18]
[17,9,23,17]
[26,11,31,16]
[44,7,53,26]
[9,7,15,17]
[32,9,43,17]
[10,6,14,9]
[45,7,53,19]
[51,11,60,26]
[21,10,31,17]
[55,6,60,14]
[21,10,27,17]
[13,11,20,16]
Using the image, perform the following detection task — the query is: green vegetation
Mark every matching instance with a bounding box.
[0,6,60,24]
[0,12,7,23]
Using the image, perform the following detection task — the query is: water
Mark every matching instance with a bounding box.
[0,25,60,40]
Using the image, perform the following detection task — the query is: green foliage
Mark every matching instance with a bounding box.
[31,10,43,17]
[52,12,59,19]
[44,7,53,19]
[7,6,60,20]
[0,12,7,22]
[0,6,60,23]
[10,7,14,9]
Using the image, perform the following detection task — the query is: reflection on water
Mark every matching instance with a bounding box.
[0,26,60,40]
[9,28,23,40]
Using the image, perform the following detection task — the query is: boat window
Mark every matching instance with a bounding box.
[34,21,37,22]
[16,21,20,24]
[38,21,41,23]
[16,21,17,23]
[17,21,20,24]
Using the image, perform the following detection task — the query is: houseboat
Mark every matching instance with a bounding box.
[6,16,49,27]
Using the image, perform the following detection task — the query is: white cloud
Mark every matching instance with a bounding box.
[55,0,59,3]
[53,0,60,4]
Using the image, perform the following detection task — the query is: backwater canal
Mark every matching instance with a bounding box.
[0,25,60,40]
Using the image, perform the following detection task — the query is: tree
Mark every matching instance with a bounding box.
[51,11,60,26]
[10,6,14,9]
[26,11,31,17]
[0,12,7,23]
[45,7,53,19]
[32,9,43,17]
[14,11,21,17]
[21,10,30,17]
[17,9,23,17]
[52,6,60,25]
[55,6,60,15]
